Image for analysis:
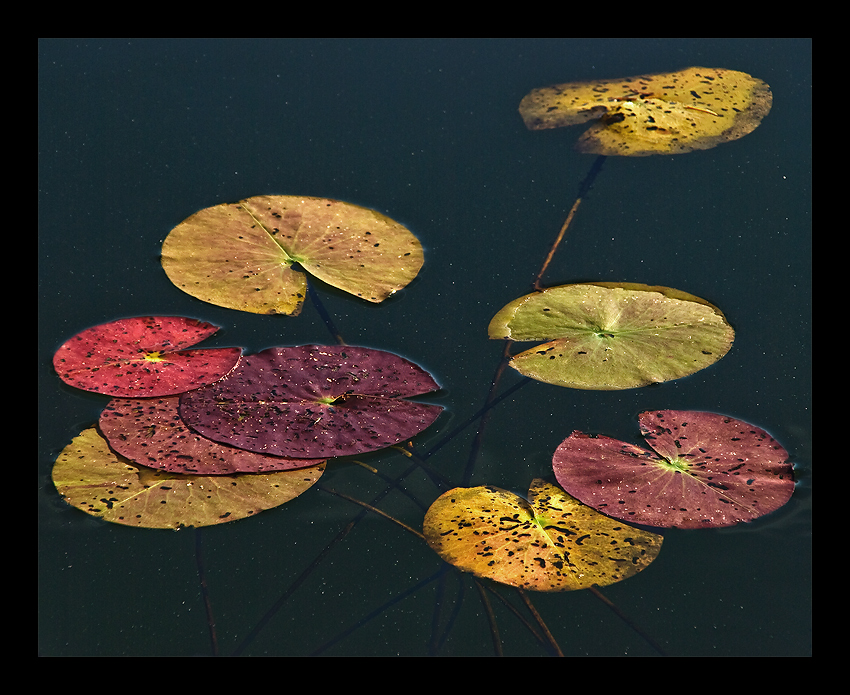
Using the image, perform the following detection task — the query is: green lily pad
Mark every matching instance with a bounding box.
[51,427,324,529]
[519,67,772,156]
[423,479,662,592]
[488,282,734,390]
[161,195,424,316]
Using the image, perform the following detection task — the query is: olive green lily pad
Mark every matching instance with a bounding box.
[423,479,663,592]
[161,195,424,316]
[488,282,734,390]
[519,67,772,156]
[51,427,325,529]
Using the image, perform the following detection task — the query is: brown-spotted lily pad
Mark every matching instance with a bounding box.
[519,67,772,156]
[179,345,443,458]
[488,282,734,390]
[52,427,325,530]
[423,479,663,592]
[52,316,242,397]
[99,397,324,475]
[552,410,795,529]
[161,195,424,316]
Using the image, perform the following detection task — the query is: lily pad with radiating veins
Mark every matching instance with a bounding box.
[52,427,325,530]
[552,410,796,529]
[161,195,424,316]
[519,67,772,156]
[99,397,325,475]
[52,316,242,397]
[488,282,734,390]
[423,479,662,592]
[179,345,444,458]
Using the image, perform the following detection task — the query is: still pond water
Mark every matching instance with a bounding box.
[38,38,811,656]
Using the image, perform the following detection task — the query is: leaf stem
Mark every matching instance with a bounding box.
[307,279,346,345]
[517,588,564,656]
[318,485,424,540]
[533,155,606,291]
[194,528,219,656]
[589,586,668,656]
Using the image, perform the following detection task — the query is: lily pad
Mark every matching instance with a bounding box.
[161,195,424,316]
[552,410,795,529]
[99,396,324,475]
[52,427,325,529]
[52,316,242,397]
[488,282,734,390]
[519,67,772,156]
[179,345,444,458]
[423,479,663,592]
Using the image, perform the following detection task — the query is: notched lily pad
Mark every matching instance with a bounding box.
[519,67,772,156]
[488,282,734,390]
[52,316,242,397]
[99,396,324,475]
[161,195,424,316]
[423,478,663,592]
[52,427,325,529]
[179,345,444,458]
[552,410,795,529]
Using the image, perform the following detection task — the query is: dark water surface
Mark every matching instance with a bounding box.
[39,38,811,656]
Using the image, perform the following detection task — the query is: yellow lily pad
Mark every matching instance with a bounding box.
[423,479,663,592]
[161,195,424,316]
[52,427,325,529]
[519,67,772,156]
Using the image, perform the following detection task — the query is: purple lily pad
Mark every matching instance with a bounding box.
[99,397,324,474]
[53,316,242,397]
[552,410,795,529]
[179,345,444,458]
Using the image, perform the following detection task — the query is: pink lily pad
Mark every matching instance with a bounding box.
[53,316,242,397]
[179,345,443,458]
[552,410,795,529]
[99,397,324,474]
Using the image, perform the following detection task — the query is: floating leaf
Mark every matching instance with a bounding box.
[52,427,325,529]
[52,316,242,397]
[488,282,734,390]
[179,345,443,458]
[552,410,795,529]
[161,195,424,316]
[519,67,772,156]
[423,479,662,592]
[99,397,324,475]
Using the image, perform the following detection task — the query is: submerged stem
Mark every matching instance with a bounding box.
[533,154,606,291]
[319,485,424,540]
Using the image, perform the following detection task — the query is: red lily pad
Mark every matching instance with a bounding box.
[53,316,242,397]
[552,410,795,529]
[99,397,324,475]
[179,345,444,458]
